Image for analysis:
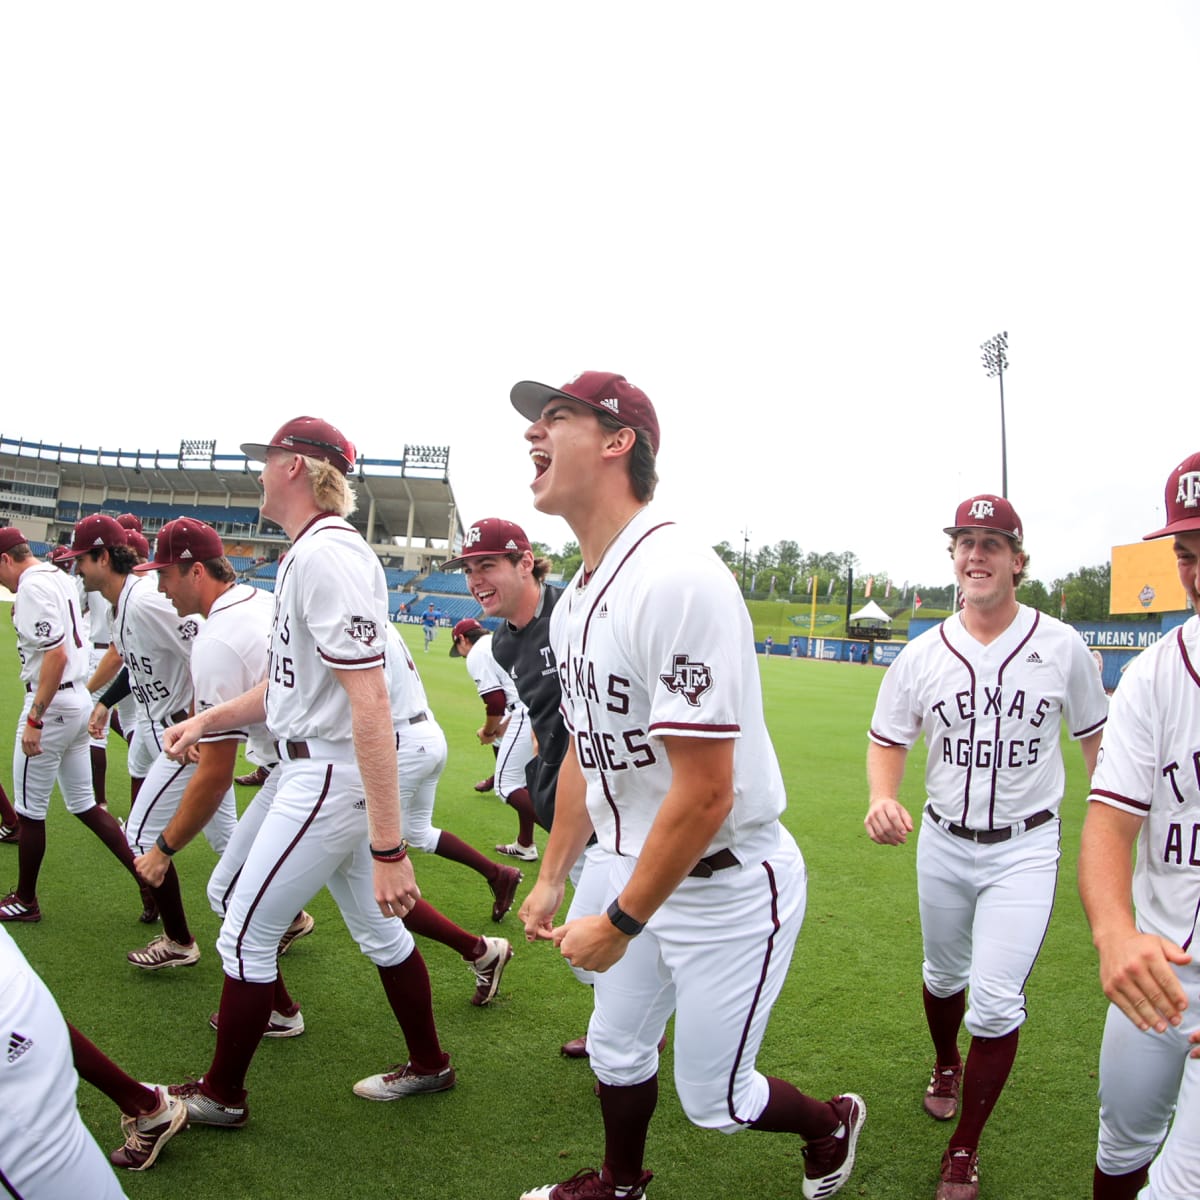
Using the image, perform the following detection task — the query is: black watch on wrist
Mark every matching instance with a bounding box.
[606,898,644,937]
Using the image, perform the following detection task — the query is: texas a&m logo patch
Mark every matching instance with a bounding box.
[347,616,379,645]
[659,654,713,707]
[968,499,995,521]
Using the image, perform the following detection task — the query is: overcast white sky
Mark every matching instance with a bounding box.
[3,2,1198,589]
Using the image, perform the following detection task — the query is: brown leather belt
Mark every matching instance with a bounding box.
[277,740,312,760]
[924,804,1055,844]
[688,848,741,877]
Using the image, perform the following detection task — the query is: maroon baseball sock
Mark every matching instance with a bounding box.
[205,975,274,1105]
[0,783,18,829]
[90,745,108,808]
[15,817,46,903]
[948,1029,1019,1151]
[403,899,483,960]
[598,1076,658,1187]
[435,830,503,882]
[923,984,966,1069]
[75,805,137,873]
[503,786,537,846]
[150,862,194,947]
[376,949,447,1075]
[1093,1163,1151,1200]
[749,1076,840,1138]
[69,1023,158,1117]
[273,972,298,1017]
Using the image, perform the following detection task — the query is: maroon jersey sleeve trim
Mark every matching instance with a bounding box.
[1072,717,1107,738]
[648,720,740,735]
[1088,788,1150,813]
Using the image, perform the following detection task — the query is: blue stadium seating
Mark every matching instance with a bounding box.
[418,572,471,595]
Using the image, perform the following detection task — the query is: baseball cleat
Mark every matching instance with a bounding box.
[936,1147,980,1200]
[352,1061,456,1101]
[474,775,495,793]
[490,865,523,922]
[127,934,201,970]
[0,892,40,922]
[470,936,513,1006]
[234,765,270,787]
[158,1079,248,1128]
[0,824,19,844]
[924,1062,962,1121]
[278,910,315,956]
[560,1035,589,1058]
[209,1007,305,1038]
[801,1092,866,1199]
[496,840,539,862]
[110,1088,188,1170]
[520,1167,653,1199]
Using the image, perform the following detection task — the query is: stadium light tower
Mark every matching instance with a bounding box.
[980,330,1009,497]
[741,527,750,598]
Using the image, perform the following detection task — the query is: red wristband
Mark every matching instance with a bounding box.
[26,717,43,730]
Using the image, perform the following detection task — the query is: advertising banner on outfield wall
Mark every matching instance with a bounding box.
[1110,540,1187,614]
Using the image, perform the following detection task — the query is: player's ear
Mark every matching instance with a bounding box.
[600,426,637,460]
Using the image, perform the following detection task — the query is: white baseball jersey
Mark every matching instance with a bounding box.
[192,583,275,767]
[12,563,90,690]
[1089,615,1200,950]
[385,621,430,722]
[265,514,388,742]
[111,574,201,724]
[84,584,112,648]
[551,507,787,860]
[870,605,1108,828]
[465,634,522,709]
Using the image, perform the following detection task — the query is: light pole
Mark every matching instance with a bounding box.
[980,331,1009,497]
[741,527,750,598]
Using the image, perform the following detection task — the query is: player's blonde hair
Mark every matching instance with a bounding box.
[303,455,357,518]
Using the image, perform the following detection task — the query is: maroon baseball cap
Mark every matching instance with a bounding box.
[126,530,150,560]
[134,517,224,572]
[510,371,660,456]
[116,513,144,533]
[1144,451,1200,539]
[943,494,1023,540]
[48,544,73,566]
[0,528,28,556]
[241,416,356,476]
[449,617,485,657]
[442,518,533,571]
[59,514,130,560]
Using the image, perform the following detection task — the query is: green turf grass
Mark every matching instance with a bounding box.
[0,618,1109,1198]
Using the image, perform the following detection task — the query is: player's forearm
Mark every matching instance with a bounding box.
[161,743,238,854]
[539,744,594,885]
[1078,803,1139,945]
[347,680,404,848]
[1078,730,1103,780]
[618,736,734,925]
[31,646,68,716]
[86,644,124,695]
[194,681,268,738]
[867,742,908,801]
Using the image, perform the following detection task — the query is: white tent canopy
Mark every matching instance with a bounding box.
[848,600,892,624]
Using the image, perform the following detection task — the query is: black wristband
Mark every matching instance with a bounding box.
[371,839,409,863]
[606,898,644,937]
[155,832,177,857]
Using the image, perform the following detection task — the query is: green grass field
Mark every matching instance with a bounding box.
[0,619,1109,1199]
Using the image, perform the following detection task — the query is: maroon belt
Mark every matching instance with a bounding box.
[688,848,740,877]
[925,804,1054,844]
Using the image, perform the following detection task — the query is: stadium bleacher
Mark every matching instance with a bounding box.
[418,572,471,596]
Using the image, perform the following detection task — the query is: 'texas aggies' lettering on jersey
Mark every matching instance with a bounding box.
[1161,821,1200,866]
[932,685,1052,772]
[658,654,713,707]
[559,657,659,773]
[346,616,379,645]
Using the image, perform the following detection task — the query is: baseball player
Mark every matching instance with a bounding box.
[866,493,1108,1200]
[0,527,145,923]
[125,516,311,1034]
[153,416,452,1125]
[67,514,238,969]
[0,925,137,1197]
[447,516,603,1058]
[1079,451,1200,1200]
[383,621,515,1002]
[514,372,864,1200]
[449,616,539,859]
[422,602,438,651]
